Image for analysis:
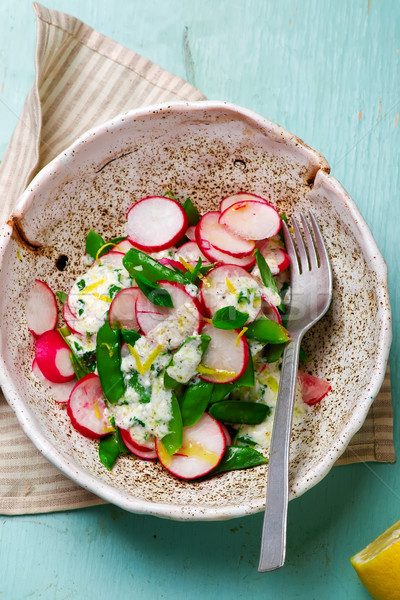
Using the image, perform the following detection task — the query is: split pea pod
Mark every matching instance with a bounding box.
[96,320,125,404]
[209,401,270,424]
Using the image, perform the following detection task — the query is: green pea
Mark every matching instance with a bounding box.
[209,401,270,424]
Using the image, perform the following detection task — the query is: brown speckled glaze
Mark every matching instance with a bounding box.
[0,102,391,520]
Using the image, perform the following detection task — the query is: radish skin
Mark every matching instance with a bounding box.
[298,371,331,406]
[196,211,255,258]
[155,413,226,479]
[67,374,109,439]
[219,200,281,240]
[26,279,58,336]
[127,196,188,251]
[35,330,75,383]
[196,228,256,268]
[120,428,157,459]
[109,287,140,330]
[220,192,271,213]
[198,323,249,384]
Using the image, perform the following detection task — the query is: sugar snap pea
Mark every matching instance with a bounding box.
[123,248,189,285]
[245,317,289,344]
[96,320,125,404]
[161,394,183,455]
[209,401,270,424]
[180,380,214,427]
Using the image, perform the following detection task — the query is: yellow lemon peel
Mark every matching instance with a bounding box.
[80,279,105,294]
[128,344,163,375]
[225,277,237,296]
[235,327,248,347]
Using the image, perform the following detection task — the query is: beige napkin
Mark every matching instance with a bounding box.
[0,4,394,515]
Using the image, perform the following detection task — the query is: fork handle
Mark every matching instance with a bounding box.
[258,335,302,572]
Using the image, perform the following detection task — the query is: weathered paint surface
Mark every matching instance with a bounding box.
[0,0,399,598]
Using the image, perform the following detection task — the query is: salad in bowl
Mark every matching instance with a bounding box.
[28,191,330,481]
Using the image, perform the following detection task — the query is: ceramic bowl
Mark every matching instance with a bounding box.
[0,101,391,520]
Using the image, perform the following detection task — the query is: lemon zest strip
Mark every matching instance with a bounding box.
[80,279,105,294]
[91,292,112,303]
[235,326,248,347]
[17,248,22,261]
[128,344,163,375]
[94,397,101,420]
[178,257,194,272]
[95,242,118,262]
[197,365,236,377]
[225,277,237,296]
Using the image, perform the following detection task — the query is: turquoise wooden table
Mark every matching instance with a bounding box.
[1,1,399,598]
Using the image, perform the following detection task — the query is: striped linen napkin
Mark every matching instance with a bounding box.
[0,3,394,515]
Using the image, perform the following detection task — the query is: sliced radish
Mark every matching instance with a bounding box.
[196,211,255,258]
[26,279,58,336]
[158,258,186,272]
[219,200,281,240]
[113,239,137,254]
[120,428,157,459]
[32,359,77,404]
[127,196,188,251]
[67,374,109,439]
[98,251,125,269]
[261,297,282,325]
[220,192,270,213]
[185,226,196,241]
[298,371,331,406]
[196,232,256,269]
[220,423,232,446]
[258,239,290,275]
[200,264,261,323]
[155,413,226,479]
[62,301,81,334]
[35,330,75,383]
[135,281,202,348]
[109,287,140,330]
[175,241,209,266]
[198,323,249,383]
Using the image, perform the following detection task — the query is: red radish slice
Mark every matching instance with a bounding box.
[35,330,75,383]
[32,359,77,404]
[175,241,209,266]
[62,301,81,334]
[120,428,156,455]
[127,196,188,251]
[219,200,281,240]
[121,342,130,358]
[298,371,331,406]
[261,297,282,325]
[220,192,270,213]
[98,251,125,269]
[220,423,232,446]
[196,232,256,269]
[67,374,109,439]
[258,239,290,275]
[200,264,261,322]
[198,323,249,384]
[196,211,255,258]
[127,444,157,460]
[26,279,58,336]
[155,413,226,479]
[185,226,196,241]
[158,258,186,272]
[135,281,201,348]
[109,287,140,330]
[113,239,137,254]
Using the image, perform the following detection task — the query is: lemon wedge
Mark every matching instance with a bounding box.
[350,519,400,600]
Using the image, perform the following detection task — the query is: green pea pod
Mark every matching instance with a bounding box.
[211,446,267,475]
[210,382,235,403]
[58,326,91,380]
[56,291,68,304]
[264,343,285,363]
[162,394,183,455]
[164,371,180,390]
[96,320,125,404]
[245,317,289,344]
[183,198,200,226]
[99,427,129,470]
[123,248,189,285]
[180,380,214,427]
[209,401,271,424]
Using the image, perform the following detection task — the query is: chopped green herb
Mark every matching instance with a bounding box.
[182,198,200,226]
[133,417,146,427]
[56,291,68,304]
[212,305,249,330]
[76,279,86,291]
[109,284,122,299]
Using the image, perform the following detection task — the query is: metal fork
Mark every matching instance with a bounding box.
[258,210,333,572]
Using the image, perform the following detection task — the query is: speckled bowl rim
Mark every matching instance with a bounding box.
[0,100,392,520]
